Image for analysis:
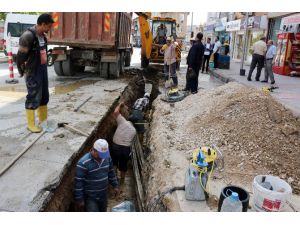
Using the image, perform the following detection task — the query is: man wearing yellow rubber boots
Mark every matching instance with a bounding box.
[17,14,54,133]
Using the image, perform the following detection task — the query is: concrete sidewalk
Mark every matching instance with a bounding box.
[209,61,300,117]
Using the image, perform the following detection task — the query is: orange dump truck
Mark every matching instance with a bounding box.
[48,12,132,78]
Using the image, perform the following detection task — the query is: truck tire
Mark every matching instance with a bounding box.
[62,56,75,76]
[141,57,149,68]
[108,62,120,79]
[75,66,85,73]
[54,61,64,76]
[124,51,131,67]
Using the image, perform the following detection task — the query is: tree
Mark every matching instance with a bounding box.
[0,12,42,21]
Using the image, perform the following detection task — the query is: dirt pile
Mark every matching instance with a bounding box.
[145,82,300,210]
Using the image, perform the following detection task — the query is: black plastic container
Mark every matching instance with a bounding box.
[218,185,250,212]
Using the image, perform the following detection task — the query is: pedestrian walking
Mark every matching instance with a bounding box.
[261,40,276,84]
[202,37,213,73]
[16,13,54,133]
[130,92,150,143]
[212,36,221,69]
[74,139,120,212]
[247,37,267,81]
[185,32,205,94]
[160,37,178,87]
[111,103,137,184]
[182,37,196,91]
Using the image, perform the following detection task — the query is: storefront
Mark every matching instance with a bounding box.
[230,15,268,63]
[215,17,229,44]
[225,19,241,59]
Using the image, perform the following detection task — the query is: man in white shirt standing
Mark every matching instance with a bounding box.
[212,36,221,69]
[247,37,267,81]
[262,40,276,84]
[202,37,213,73]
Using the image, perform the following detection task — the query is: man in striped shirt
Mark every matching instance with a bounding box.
[74,139,120,212]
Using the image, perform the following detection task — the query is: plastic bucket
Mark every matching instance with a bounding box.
[209,61,214,69]
[253,175,292,212]
[218,185,250,212]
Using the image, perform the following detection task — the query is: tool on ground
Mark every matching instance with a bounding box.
[0,131,46,176]
[185,146,217,201]
[104,87,122,92]
[58,122,89,137]
[262,86,279,93]
[74,96,92,112]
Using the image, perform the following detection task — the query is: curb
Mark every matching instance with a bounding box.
[208,68,236,83]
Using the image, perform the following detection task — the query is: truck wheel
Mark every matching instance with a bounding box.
[141,57,149,68]
[125,51,131,67]
[62,56,75,76]
[75,66,85,73]
[109,62,120,79]
[54,61,64,76]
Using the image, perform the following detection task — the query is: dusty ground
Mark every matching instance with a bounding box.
[145,82,300,211]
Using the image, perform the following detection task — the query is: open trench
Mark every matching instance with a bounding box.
[42,68,160,212]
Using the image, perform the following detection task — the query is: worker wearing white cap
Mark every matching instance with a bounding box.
[160,36,178,87]
[74,139,120,212]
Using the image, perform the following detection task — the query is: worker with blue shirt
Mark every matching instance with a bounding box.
[74,139,120,212]
[262,40,277,84]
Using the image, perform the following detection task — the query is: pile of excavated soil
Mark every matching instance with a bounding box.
[145,82,300,210]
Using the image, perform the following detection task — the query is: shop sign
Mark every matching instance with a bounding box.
[280,13,300,32]
[215,17,227,32]
[240,16,262,29]
[226,19,241,31]
[204,24,215,32]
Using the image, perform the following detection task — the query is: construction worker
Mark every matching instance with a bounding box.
[74,139,120,212]
[130,92,150,143]
[156,23,167,44]
[111,103,137,185]
[16,13,54,133]
[160,37,178,87]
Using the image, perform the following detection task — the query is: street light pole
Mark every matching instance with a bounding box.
[191,12,193,37]
[240,12,249,76]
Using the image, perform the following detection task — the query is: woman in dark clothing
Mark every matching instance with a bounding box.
[186,32,205,94]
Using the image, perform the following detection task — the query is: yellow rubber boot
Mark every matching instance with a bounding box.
[26,109,42,133]
[37,105,48,124]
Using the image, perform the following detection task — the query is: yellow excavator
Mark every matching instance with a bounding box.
[136,13,182,68]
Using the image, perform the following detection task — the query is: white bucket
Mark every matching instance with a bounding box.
[253,175,292,212]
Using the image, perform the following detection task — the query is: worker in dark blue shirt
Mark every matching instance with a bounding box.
[74,139,120,212]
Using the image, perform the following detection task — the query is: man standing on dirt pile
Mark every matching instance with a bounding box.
[111,102,137,185]
[16,13,54,133]
[130,92,150,144]
[247,37,267,82]
[74,139,120,212]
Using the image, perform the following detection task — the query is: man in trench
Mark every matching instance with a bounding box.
[74,139,120,212]
[130,92,150,144]
[110,102,137,185]
[16,13,54,133]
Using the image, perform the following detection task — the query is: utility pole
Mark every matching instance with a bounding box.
[190,12,194,38]
[240,12,249,76]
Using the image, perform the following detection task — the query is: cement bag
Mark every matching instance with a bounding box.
[185,164,207,201]
[111,201,136,212]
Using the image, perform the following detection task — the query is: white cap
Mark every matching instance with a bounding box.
[93,139,110,159]
[144,92,150,98]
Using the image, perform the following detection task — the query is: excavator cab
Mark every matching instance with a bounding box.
[137,13,181,68]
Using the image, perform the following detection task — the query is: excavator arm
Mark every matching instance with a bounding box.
[136,12,153,68]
